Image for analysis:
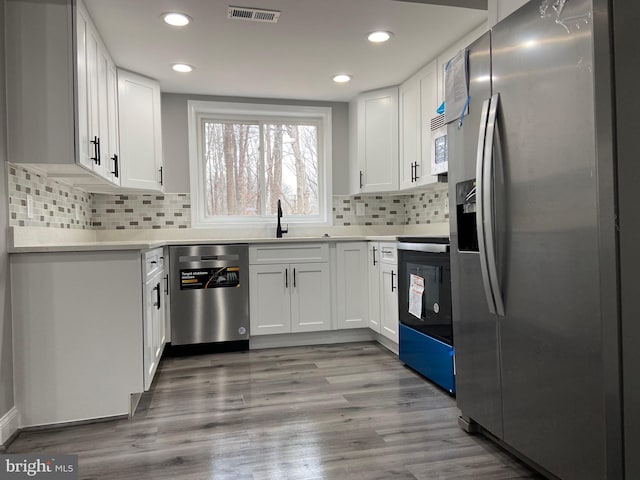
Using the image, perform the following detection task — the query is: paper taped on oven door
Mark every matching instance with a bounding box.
[409,274,425,319]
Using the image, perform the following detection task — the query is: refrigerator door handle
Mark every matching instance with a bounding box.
[475,97,497,315]
[483,93,505,316]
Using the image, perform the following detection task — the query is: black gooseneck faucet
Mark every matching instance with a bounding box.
[276,199,288,238]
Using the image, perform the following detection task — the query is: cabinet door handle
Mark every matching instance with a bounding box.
[111,154,119,178]
[391,270,396,292]
[293,268,296,288]
[372,246,377,266]
[411,162,415,182]
[359,170,364,189]
[414,162,419,182]
[154,283,161,309]
[90,136,101,165]
[159,166,164,186]
[285,268,288,288]
[164,274,169,295]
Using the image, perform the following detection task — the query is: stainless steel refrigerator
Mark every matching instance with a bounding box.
[447,1,640,478]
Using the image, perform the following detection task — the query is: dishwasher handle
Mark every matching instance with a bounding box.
[200,254,239,262]
[178,254,240,264]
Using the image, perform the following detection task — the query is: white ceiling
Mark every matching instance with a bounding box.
[84,0,486,102]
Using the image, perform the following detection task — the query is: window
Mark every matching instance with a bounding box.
[188,101,332,227]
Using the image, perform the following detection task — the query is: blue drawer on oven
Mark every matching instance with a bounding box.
[399,323,455,395]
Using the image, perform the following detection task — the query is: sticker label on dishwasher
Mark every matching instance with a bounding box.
[180,267,240,290]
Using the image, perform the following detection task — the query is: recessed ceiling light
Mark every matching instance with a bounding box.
[368,31,393,43]
[332,74,352,83]
[172,63,194,73]
[162,12,191,27]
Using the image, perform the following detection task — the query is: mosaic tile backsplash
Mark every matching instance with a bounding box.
[8,165,92,229]
[333,183,448,226]
[8,164,449,230]
[332,195,406,226]
[404,183,449,225]
[92,194,191,230]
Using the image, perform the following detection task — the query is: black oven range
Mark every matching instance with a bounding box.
[397,236,454,394]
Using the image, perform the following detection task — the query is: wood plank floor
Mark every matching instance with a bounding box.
[8,342,543,480]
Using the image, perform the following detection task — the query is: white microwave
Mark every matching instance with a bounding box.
[430,114,448,175]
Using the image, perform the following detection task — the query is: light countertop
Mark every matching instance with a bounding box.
[8,224,449,254]
[8,235,403,254]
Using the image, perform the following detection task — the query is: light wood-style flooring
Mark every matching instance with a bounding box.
[9,342,542,479]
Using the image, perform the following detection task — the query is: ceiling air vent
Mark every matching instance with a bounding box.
[227,6,280,23]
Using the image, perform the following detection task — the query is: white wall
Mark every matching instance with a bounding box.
[0,0,15,419]
[161,94,350,195]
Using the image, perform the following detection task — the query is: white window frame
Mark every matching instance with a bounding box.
[188,101,333,228]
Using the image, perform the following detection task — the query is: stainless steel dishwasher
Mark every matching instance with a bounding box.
[169,244,249,345]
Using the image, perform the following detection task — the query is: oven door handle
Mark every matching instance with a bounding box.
[396,242,449,253]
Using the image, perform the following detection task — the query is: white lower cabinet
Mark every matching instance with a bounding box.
[368,242,382,332]
[143,250,166,390]
[249,264,291,335]
[290,263,331,332]
[249,244,331,336]
[380,262,399,343]
[368,242,399,344]
[162,247,172,343]
[335,242,369,329]
[11,250,146,427]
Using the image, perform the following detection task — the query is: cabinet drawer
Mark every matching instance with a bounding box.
[143,248,164,278]
[379,243,397,265]
[249,243,329,265]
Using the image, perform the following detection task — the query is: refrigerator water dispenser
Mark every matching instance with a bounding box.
[456,179,478,252]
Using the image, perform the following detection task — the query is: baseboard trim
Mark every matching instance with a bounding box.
[372,332,399,355]
[20,414,127,433]
[250,328,375,350]
[0,407,20,450]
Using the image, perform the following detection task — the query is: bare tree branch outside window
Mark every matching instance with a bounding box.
[202,120,319,218]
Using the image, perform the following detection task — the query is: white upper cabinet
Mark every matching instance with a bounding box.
[117,70,164,192]
[106,63,121,184]
[5,0,120,190]
[399,60,440,190]
[76,4,93,172]
[355,87,399,193]
[399,77,420,190]
[6,0,164,192]
[75,1,122,188]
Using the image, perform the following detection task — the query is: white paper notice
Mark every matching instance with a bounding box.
[409,274,425,319]
[444,48,469,125]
